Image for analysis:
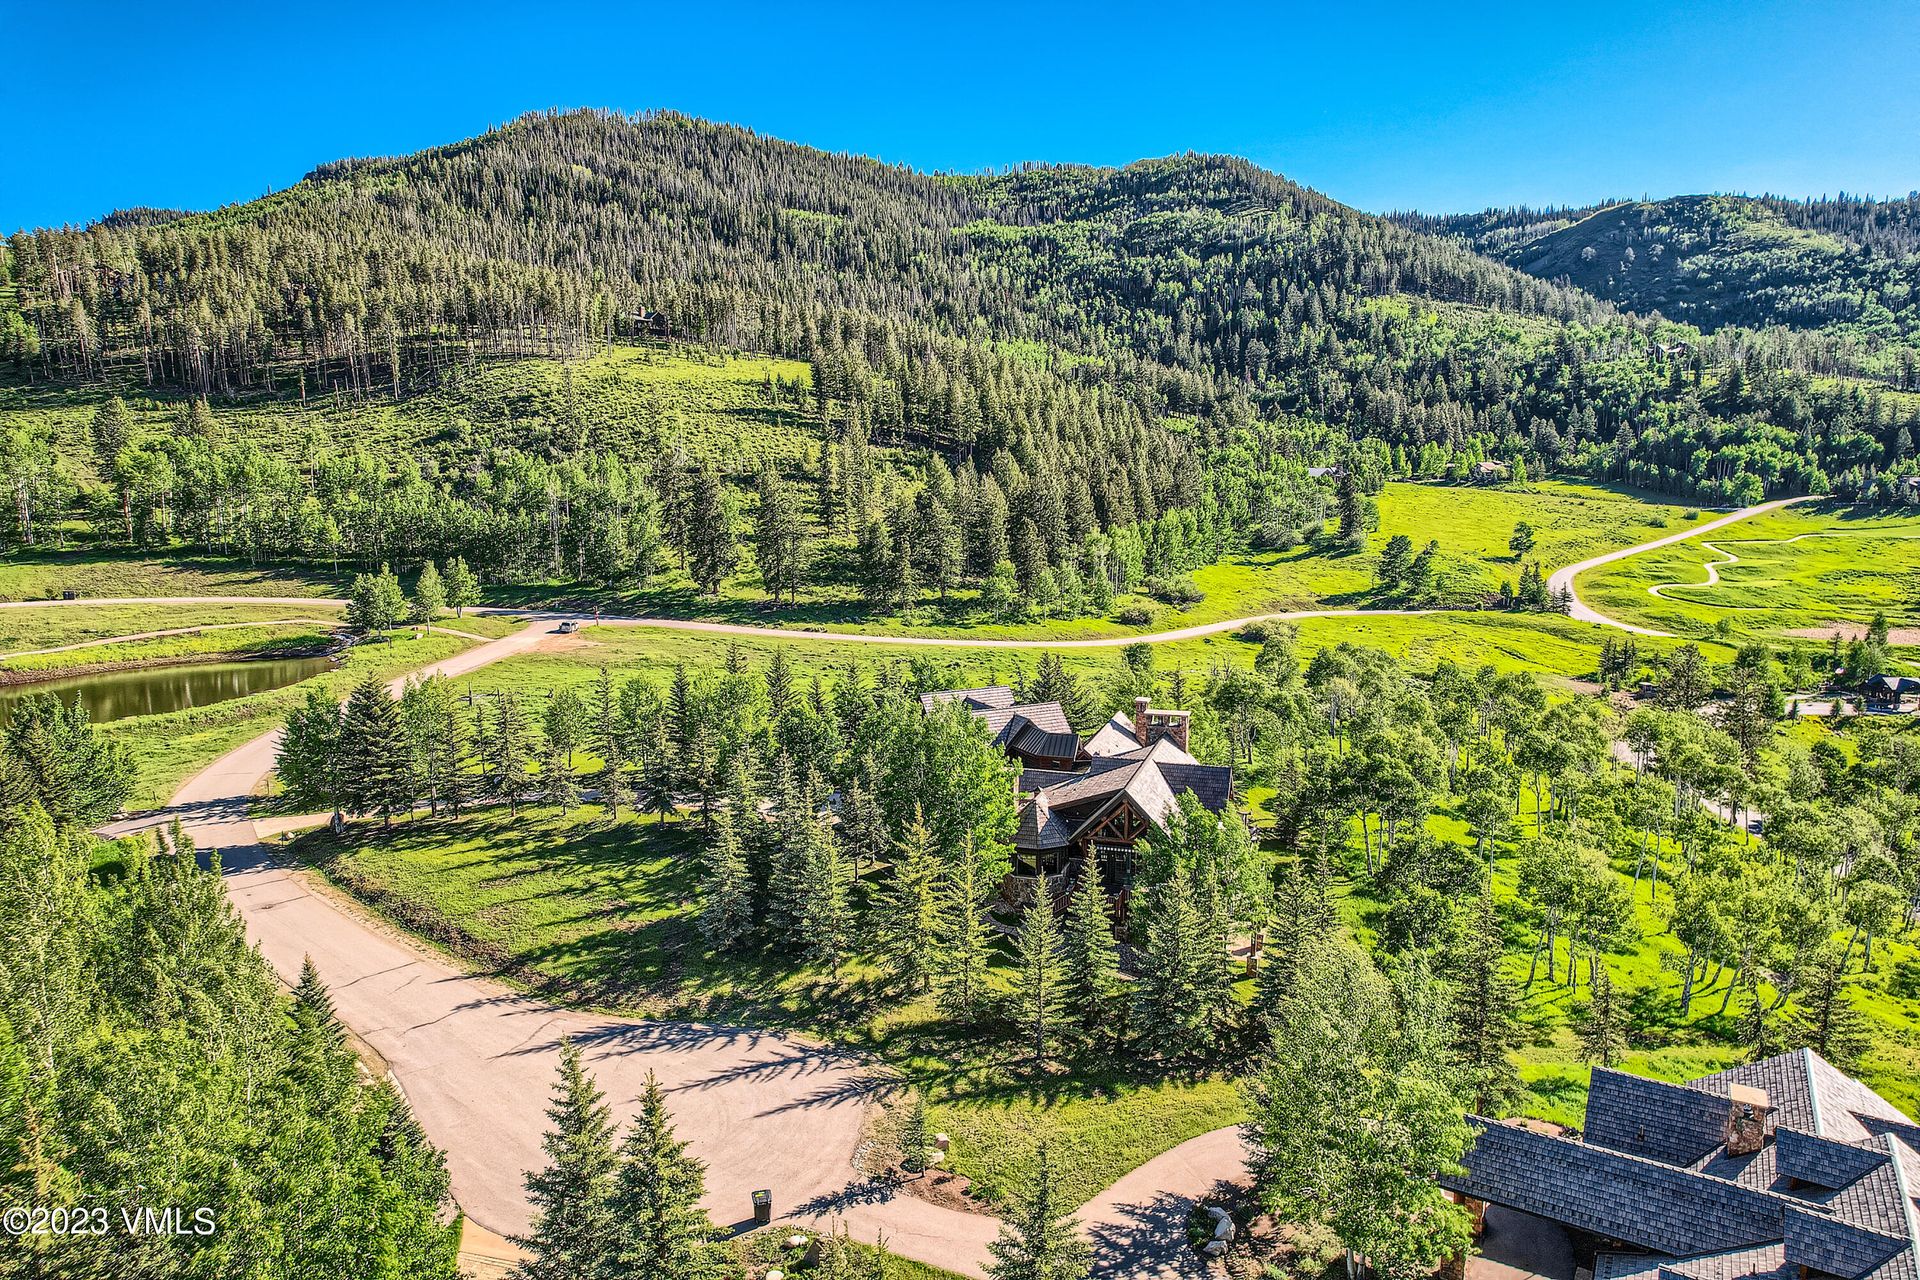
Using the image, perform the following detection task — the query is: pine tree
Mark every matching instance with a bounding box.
[753,461,808,605]
[898,1090,934,1175]
[541,742,578,814]
[91,394,132,459]
[413,560,447,621]
[1577,966,1627,1069]
[610,1072,725,1280]
[872,805,941,992]
[1133,876,1213,1061]
[513,1043,620,1280]
[1452,888,1525,1115]
[698,811,752,951]
[935,850,992,1020]
[1015,890,1064,1070]
[799,815,853,979]
[485,692,532,817]
[986,1143,1091,1280]
[686,466,739,595]
[1060,852,1121,1046]
[276,687,343,815]
[339,675,410,825]
[1791,945,1873,1071]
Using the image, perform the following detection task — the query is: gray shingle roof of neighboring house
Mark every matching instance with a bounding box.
[1586,1068,1741,1166]
[1778,1127,1890,1191]
[1449,1052,1920,1280]
[919,685,1016,714]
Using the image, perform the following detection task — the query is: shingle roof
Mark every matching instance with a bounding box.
[1783,1205,1907,1278]
[1013,792,1074,850]
[1084,713,1143,757]
[1586,1068,1736,1167]
[1778,1127,1890,1191]
[1454,1054,1920,1280]
[1444,1120,1790,1255]
[919,685,1016,713]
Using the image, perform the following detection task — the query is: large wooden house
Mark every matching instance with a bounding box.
[925,690,1235,917]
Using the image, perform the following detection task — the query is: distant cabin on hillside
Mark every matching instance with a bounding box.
[926,690,1236,921]
[1860,674,1920,711]
[1471,459,1511,483]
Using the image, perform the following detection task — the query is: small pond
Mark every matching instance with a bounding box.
[0,654,336,724]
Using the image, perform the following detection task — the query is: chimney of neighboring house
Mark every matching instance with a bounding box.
[1725,1083,1772,1156]
[1164,709,1191,753]
[1133,697,1151,746]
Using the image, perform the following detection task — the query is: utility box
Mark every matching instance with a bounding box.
[752,1189,772,1225]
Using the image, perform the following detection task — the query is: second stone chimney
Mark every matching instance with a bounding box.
[1132,698,1192,752]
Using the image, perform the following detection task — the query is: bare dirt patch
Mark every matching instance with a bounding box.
[1785,624,1920,645]
[532,631,597,654]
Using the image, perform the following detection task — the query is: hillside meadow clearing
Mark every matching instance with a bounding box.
[1576,500,1920,640]
[0,345,827,473]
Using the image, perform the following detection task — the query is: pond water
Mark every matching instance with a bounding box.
[0,654,337,724]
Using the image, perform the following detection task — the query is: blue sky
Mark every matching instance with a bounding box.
[4,0,1916,232]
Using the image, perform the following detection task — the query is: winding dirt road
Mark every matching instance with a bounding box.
[1545,497,1810,637]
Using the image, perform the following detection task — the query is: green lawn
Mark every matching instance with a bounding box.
[0,548,347,602]
[287,804,1245,1209]
[1576,500,1920,640]
[0,621,337,677]
[0,600,344,654]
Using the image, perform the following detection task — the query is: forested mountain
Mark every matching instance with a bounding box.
[1399,194,1920,385]
[4,110,1920,609]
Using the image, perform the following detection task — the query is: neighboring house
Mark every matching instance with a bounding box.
[918,685,1083,770]
[1860,675,1920,712]
[925,690,1235,918]
[1445,1050,1920,1280]
[1471,459,1512,483]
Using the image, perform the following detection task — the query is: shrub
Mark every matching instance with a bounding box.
[1116,603,1155,626]
[1143,575,1204,607]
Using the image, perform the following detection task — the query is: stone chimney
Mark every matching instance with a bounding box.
[1725,1083,1772,1156]
[1131,698,1193,752]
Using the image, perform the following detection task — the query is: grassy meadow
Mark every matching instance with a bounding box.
[0,345,829,474]
[0,620,338,677]
[0,600,344,654]
[1575,500,1920,640]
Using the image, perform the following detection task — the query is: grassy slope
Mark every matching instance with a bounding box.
[0,621,336,676]
[0,345,825,472]
[0,551,348,603]
[0,601,343,653]
[1576,501,1920,639]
